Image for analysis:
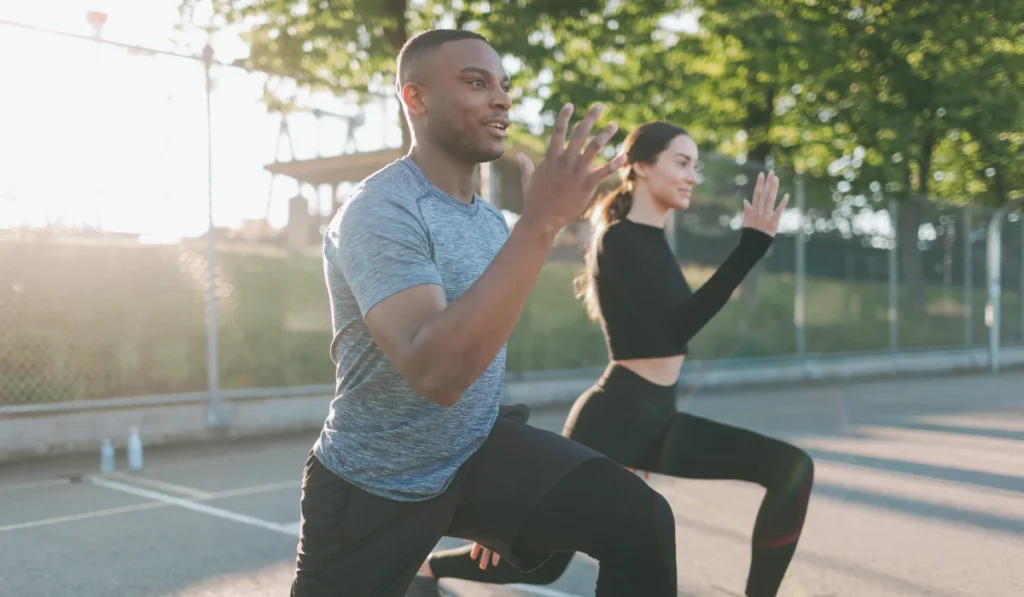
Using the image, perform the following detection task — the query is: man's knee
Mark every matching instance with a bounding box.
[525,552,574,584]
[636,482,676,556]
[604,465,676,558]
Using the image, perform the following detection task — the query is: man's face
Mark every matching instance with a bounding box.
[414,39,512,163]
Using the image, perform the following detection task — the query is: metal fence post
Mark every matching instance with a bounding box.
[964,207,973,346]
[794,174,807,357]
[985,198,1024,373]
[203,42,223,427]
[889,198,899,352]
[987,211,1003,373]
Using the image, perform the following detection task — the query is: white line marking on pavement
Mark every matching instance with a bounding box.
[206,479,296,499]
[106,472,214,500]
[0,502,167,533]
[0,478,71,494]
[0,478,299,535]
[91,477,296,536]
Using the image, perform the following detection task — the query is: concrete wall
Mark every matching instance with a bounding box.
[3,345,1022,464]
[0,394,332,464]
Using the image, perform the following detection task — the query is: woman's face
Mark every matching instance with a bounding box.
[634,134,700,211]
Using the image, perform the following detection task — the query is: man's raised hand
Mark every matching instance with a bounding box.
[518,103,627,232]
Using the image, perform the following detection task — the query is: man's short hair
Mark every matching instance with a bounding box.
[396,29,490,91]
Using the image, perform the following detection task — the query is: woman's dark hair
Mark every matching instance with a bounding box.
[573,121,690,321]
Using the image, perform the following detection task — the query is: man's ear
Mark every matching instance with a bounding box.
[401,82,427,116]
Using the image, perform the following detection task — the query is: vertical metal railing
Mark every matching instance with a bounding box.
[202,42,224,428]
[794,175,807,358]
[986,198,1024,373]
[888,198,900,353]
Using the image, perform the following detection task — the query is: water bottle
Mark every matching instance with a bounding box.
[127,426,144,471]
[100,438,115,474]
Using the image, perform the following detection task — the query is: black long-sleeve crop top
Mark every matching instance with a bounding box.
[589,218,773,360]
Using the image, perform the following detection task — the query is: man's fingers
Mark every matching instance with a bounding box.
[518,153,535,189]
[588,153,627,186]
[470,543,481,560]
[546,103,574,159]
[491,552,500,567]
[565,103,604,157]
[580,121,619,166]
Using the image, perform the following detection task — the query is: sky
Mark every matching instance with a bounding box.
[0,1,713,241]
[0,0,408,240]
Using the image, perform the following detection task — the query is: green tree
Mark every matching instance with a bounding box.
[789,1,1024,299]
[177,0,683,149]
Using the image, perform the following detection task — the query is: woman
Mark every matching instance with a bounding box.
[417,121,814,597]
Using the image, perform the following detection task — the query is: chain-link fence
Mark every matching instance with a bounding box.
[505,155,1024,374]
[2,21,1023,413]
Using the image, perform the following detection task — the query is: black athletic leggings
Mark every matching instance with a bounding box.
[429,365,815,597]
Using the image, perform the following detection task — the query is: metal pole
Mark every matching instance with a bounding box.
[889,198,899,352]
[481,161,499,207]
[1019,218,1023,342]
[987,211,1003,373]
[203,43,222,427]
[985,199,1024,373]
[964,207,973,346]
[794,175,807,357]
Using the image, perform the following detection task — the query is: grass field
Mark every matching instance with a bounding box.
[1,237,1020,405]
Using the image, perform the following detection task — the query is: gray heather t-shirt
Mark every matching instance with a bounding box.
[314,156,511,502]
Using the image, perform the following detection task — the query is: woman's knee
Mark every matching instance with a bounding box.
[773,444,815,499]
[792,446,815,486]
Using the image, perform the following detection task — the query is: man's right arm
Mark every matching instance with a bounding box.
[335,194,558,408]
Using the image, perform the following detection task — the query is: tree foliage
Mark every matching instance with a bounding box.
[180,0,1023,209]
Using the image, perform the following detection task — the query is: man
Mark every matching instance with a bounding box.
[290,29,678,597]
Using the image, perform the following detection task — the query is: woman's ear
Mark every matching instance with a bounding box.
[631,161,648,180]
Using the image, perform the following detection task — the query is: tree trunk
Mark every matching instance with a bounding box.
[897,197,926,306]
[898,133,935,308]
[382,0,411,150]
[736,86,776,331]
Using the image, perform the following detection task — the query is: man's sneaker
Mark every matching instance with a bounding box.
[405,575,446,597]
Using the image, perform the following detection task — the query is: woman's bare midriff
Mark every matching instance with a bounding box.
[614,355,685,387]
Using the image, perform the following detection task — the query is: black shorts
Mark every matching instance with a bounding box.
[290,404,604,597]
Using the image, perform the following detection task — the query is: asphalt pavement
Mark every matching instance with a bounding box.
[1,369,1022,597]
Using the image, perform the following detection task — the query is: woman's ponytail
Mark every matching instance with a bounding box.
[573,181,634,321]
